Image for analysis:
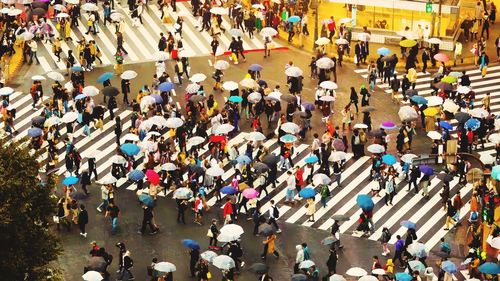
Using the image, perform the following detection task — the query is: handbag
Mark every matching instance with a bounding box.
[207,272,212,279]
[207,228,213,237]
[53,215,60,223]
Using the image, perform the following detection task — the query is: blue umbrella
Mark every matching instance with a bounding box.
[439,121,453,130]
[28,127,43,137]
[464,118,480,131]
[236,155,252,165]
[299,187,316,199]
[395,272,412,281]
[120,143,140,156]
[139,194,154,207]
[229,96,243,103]
[382,154,397,165]
[75,93,87,101]
[411,96,428,104]
[419,165,433,175]
[492,165,500,180]
[220,186,238,195]
[304,155,319,164]
[97,72,113,84]
[280,134,297,143]
[159,82,175,92]
[479,262,500,274]
[128,169,145,181]
[301,102,315,111]
[377,47,390,56]
[356,194,374,211]
[62,176,79,186]
[400,220,416,229]
[441,260,457,274]
[249,64,263,71]
[150,94,163,104]
[288,15,301,23]
[182,239,200,250]
[71,66,83,72]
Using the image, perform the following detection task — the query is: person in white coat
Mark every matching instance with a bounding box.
[155,60,166,78]
[294,244,304,274]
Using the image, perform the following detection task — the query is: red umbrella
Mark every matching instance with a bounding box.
[433,53,449,62]
[145,169,160,185]
[209,135,225,143]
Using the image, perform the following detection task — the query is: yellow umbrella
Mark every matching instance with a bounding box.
[423,107,439,117]
[400,39,417,48]
[441,75,457,84]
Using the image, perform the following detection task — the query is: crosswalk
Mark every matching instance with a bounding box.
[354,65,500,160]
[33,2,282,73]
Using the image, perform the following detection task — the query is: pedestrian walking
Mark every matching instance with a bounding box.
[261,233,279,260]
[105,201,120,234]
[77,204,88,237]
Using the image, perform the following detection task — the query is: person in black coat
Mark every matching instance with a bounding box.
[77,204,88,237]
[108,96,117,119]
[421,48,430,73]
[121,79,130,105]
[81,170,91,195]
[114,116,122,145]
[326,246,338,275]
[88,156,98,181]
[188,248,200,277]
[460,71,471,86]
[349,87,359,113]
[354,43,361,66]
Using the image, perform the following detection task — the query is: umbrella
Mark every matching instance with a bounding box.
[329,151,347,162]
[439,121,453,130]
[128,170,145,181]
[153,51,169,61]
[466,168,483,183]
[242,188,259,199]
[220,224,244,236]
[449,71,463,78]
[60,112,78,123]
[372,269,386,275]
[280,134,297,143]
[441,260,457,273]
[305,155,319,164]
[465,118,480,131]
[380,121,397,130]
[490,133,500,144]
[320,81,338,90]
[75,93,87,101]
[403,89,417,98]
[31,7,46,16]
[100,175,117,185]
[454,112,471,123]
[470,108,489,118]
[82,2,98,11]
[220,186,238,195]
[97,72,113,84]
[361,106,375,113]
[299,187,316,198]
[173,187,193,199]
[258,223,275,236]
[285,66,303,77]
[300,102,314,111]
[187,136,205,147]
[82,271,103,281]
[315,37,330,45]
[266,91,282,101]
[102,86,119,97]
[146,170,160,185]
[400,220,416,229]
[457,85,470,94]
[111,155,127,164]
[31,75,45,81]
[288,15,301,23]
[254,162,269,173]
[426,96,443,107]
[121,143,140,156]
[434,53,450,62]
[46,71,64,81]
[83,86,99,97]
[166,117,183,128]
[228,28,244,38]
[158,82,175,92]
[120,70,137,80]
[236,155,252,165]
[209,134,226,142]
[321,236,338,245]
[216,123,236,135]
[359,276,378,281]
[382,154,397,165]
[110,12,124,21]
[313,173,331,185]
[28,127,43,137]
[331,214,349,222]
[442,100,459,113]
[395,272,412,281]
[398,106,418,121]
[229,96,243,103]
[249,263,269,274]
[408,260,425,272]
[316,57,335,69]
[281,94,297,103]
[381,55,397,62]
[356,194,374,211]
[419,165,433,175]
[248,92,262,104]
[32,116,45,125]
[436,82,452,91]
[354,123,368,129]
[367,144,385,154]
[427,37,442,44]
[377,47,391,56]
[281,122,300,134]
[161,162,177,172]
[185,83,201,94]
[401,153,417,163]
[214,60,230,70]
[441,75,457,84]
[0,87,14,96]
[182,239,200,249]
[245,131,266,141]
[200,251,217,262]
[189,73,207,83]
[210,7,227,14]
[479,262,500,274]
[149,94,163,104]
[62,176,78,185]
[335,38,348,45]
[260,27,278,37]
[292,274,308,281]
[400,39,417,47]
[423,107,439,117]
[139,194,154,207]
[262,154,280,165]
[222,81,239,91]
[206,166,224,177]
[154,262,176,273]
[86,257,107,272]
[299,260,315,269]
[346,267,368,277]
[492,165,500,180]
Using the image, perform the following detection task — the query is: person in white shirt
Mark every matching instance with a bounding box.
[294,244,304,273]
[28,40,39,65]
[268,200,281,233]
[311,133,321,164]
[285,171,296,203]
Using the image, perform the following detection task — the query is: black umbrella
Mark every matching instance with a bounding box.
[189,164,204,174]
[381,55,397,62]
[254,162,269,173]
[361,106,375,113]
[436,82,452,91]
[454,112,471,123]
[86,256,107,272]
[281,94,297,103]
[321,236,338,245]
[443,111,454,120]
[31,115,45,125]
[258,223,275,236]
[292,274,308,281]
[331,214,349,221]
[249,263,269,274]
[369,129,384,137]
[31,2,47,8]
[102,86,119,97]
[262,154,280,165]
[406,89,418,97]
[438,173,454,182]
[31,7,47,16]
[189,95,206,102]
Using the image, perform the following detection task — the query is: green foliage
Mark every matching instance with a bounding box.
[0,138,62,280]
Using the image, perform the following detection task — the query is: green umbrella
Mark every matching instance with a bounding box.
[441,75,457,84]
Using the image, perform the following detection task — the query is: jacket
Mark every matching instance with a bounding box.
[295,245,304,263]
[78,209,88,224]
[395,239,404,251]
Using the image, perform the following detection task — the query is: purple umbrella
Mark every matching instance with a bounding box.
[150,94,163,104]
[249,64,263,71]
[332,139,345,151]
[380,121,397,130]
[419,165,434,175]
[301,102,315,111]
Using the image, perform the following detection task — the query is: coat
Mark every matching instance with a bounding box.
[306,198,315,215]
[264,234,276,253]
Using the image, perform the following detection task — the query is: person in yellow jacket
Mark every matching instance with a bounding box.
[261,234,279,259]
[384,259,394,274]
[52,38,62,62]
[64,20,72,41]
[407,67,417,89]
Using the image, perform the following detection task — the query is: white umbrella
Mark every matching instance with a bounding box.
[470,108,489,118]
[82,2,98,11]
[401,153,418,163]
[335,38,348,45]
[53,4,66,11]
[396,30,419,40]
[82,270,103,281]
[480,154,495,165]
[215,124,235,135]
[110,12,124,21]
[0,87,14,96]
[316,57,335,69]
[31,74,45,81]
[8,8,22,16]
[140,96,156,108]
[62,111,78,123]
[154,262,177,272]
[315,37,330,45]
[248,92,262,103]
[64,0,79,4]
[99,175,118,185]
[83,85,99,96]
[488,133,500,144]
[320,81,338,90]
[372,269,386,275]
[64,81,74,92]
[185,83,201,94]
[213,255,236,270]
[245,131,266,141]
[357,33,371,41]
[398,106,418,121]
[442,99,459,113]
[47,71,64,81]
[229,28,244,37]
[111,155,127,165]
[220,223,244,236]
[214,60,230,70]
[338,17,352,24]
[367,144,385,154]
[252,3,264,9]
[285,66,303,77]
[56,12,69,18]
[299,260,315,269]
[200,250,218,262]
[210,7,227,15]
[329,151,347,162]
[187,136,205,147]
[173,187,193,199]
[427,131,442,140]
[359,276,378,281]
[189,73,207,83]
[353,123,368,129]
[81,149,100,159]
[153,51,168,61]
[260,27,278,37]
[222,81,239,91]
[320,95,335,102]
[457,85,471,94]
[44,116,61,127]
[120,70,137,80]
[267,91,282,101]
[313,173,331,185]
[427,37,442,44]
[0,7,9,14]
[346,267,368,277]
[281,122,300,134]
[23,31,34,41]
[1,0,15,4]
[206,166,224,177]
[426,96,443,106]
[123,133,140,142]
[149,116,167,127]
[239,78,257,88]
[161,162,177,171]
[166,117,183,128]
[329,274,347,281]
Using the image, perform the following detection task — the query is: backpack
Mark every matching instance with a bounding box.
[273,206,280,218]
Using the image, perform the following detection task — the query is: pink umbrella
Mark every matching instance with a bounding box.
[242,188,259,199]
[145,169,160,185]
[380,121,397,130]
[332,139,345,151]
[433,53,449,62]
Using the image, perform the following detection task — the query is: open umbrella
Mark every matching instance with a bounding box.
[46,71,64,82]
[400,220,416,229]
[305,155,319,164]
[254,162,269,173]
[292,274,308,281]
[354,123,368,130]
[299,187,316,198]
[367,144,385,153]
[492,165,500,180]
[120,70,137,80]
[315,37,330,45]
[214,60,230,70]
[215,124,234,135]
[465,118,480,131]
[182,239,200,249]
[32,115,45,125]
[161,162,177,172]
[248,92,262,103]
[380,121,397,130]
[128,170,145,181]
[249,263,269,274]
[313,173,331,185]
[245,131,266,142]
[236,155,252,165]
[220,186,238,195]
[281,94,297,103]
[86,256,107,272]
[222,81,239,91]
[111,155,127,165]
[427,131,442,140]
[166,117,183,128]
[398,106,418,121]
[121,143,140,156]
[206,166,224,177]
[186,83,201,94]
[457,85,470,94]
[102,86,119,97]
[491,133,500,144]
[377,47,391,56]
[466,168,483,183]
[97,72,113,84]
[480,154,495,165]
[200,251,217,262]
[434,53,450,62]
[62,176,78,185]
[146,170,160,185]
[316,57,335,69]
[359,276,378,281]
[470,108,489,118]
[426,96,443,107]
[187,136,205,147]
[249,64,263,71]
[173,187,193,199]
[407,242,427,257]
[240,78,257,88]
[154,262,176,273]
[408,260,425,272]
[210,7,227,14]
[288,15,301,23]
[281,122,300,134]
[423,107,439,117]
[400,39,417,47]
[356,194,374,211]
[242,188,259,199]
[220,224,244,236]
[285,66,303,77]
[139,194,154,207]
[320,81,338,90]
[262,154,280,165]
[321,236,338,245]
[479,262,500,274]
[346,267,368,277]
[0,87,14,96]
[329,151,347,162]
[299,260,315,269]
[82,2,98,11]
[419,165,433,175]
[258,223,275,236]
[436,82,452,91]
[82,271,103,281]
[395,272,412,281]
[441,260,457,273]
[260,27,278,37]
[372,269,386,275]
[441,75,457,84]
[439,121,453,130]
[158,82,175,92]
[28,127,43,137]
[382,154,397,165]
[229,96,243,103]
[280,134,297,143]
[454,112,471,123]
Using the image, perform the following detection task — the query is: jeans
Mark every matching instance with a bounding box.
[111,217,118,233]
[83,124,91,137]
[286,189,295,201]
[321,196,327,208]
[98,199,108,211]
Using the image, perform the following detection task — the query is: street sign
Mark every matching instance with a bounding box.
[426,1,433,13]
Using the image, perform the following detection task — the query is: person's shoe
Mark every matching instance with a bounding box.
[276,229,282,233]
[240,261,245,267]
[96,207,102,212]
[83,233,87,237]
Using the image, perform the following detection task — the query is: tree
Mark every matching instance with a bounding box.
[0,138,62,280]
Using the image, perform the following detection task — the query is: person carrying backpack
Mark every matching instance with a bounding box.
[268,200,281,233]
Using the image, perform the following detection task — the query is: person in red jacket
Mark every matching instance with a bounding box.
[452,191,464,222]
[327,16,336,42]
[295,166,304,192]
[223,197,233,224]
